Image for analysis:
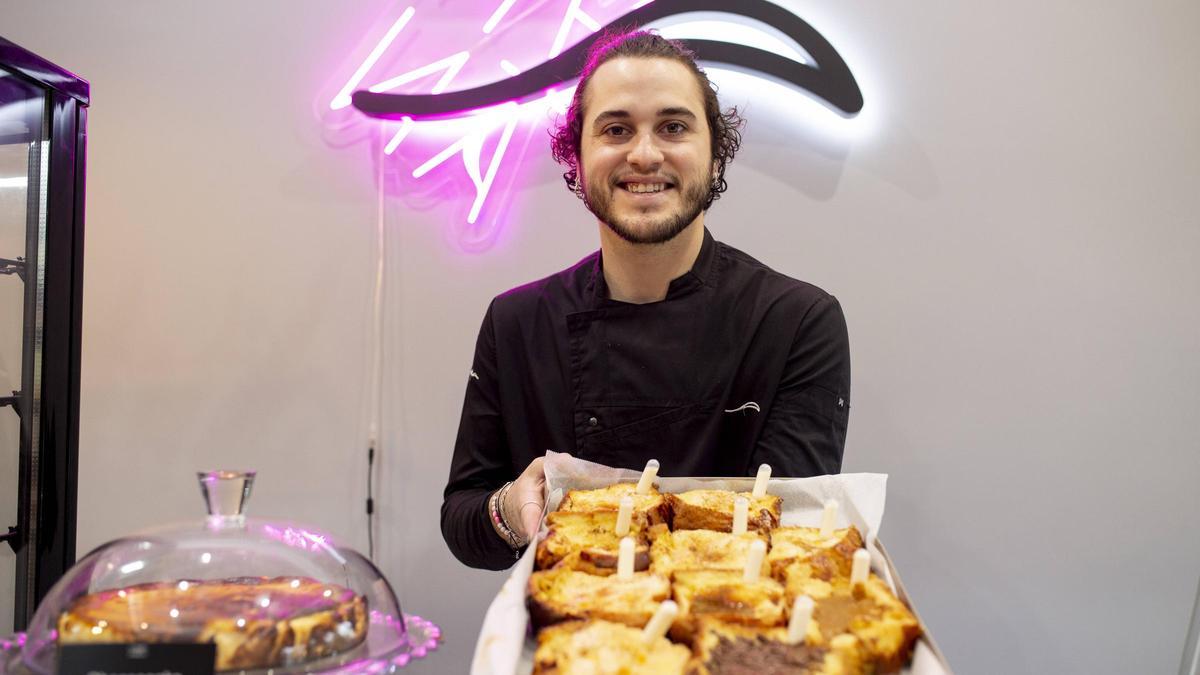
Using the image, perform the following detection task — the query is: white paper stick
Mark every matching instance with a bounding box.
[617,537,636,580]
[787,595,814,645]
[743,539,767,582]
[641,600,679,644]
[615,495,634,536]
[819,499,838,537]
[732,496,749,535]
[636,459,659,495]
[752,463,771,498]
[850,549,870,588]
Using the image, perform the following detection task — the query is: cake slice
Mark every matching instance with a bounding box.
[670,569,785,643]
[57,576,367,671]
[766,525,864,579]
[559,482,671,526]
[687,618,865,675]
[536,510,659,574]
[527,567,671,630]
[668,489,781,532]
[532,619,691,675]
[649,529,769,580]
[784,569,922,673]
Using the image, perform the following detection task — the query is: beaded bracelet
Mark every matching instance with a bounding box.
[488,481,526,549]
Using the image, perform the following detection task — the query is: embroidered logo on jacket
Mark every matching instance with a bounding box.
[724,401,761,414]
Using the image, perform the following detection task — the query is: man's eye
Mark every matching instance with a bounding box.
[662,122,687,134]
[604,126,629,137]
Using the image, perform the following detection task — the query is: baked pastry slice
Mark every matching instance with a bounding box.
[766,525,865,579]
[57,576,367,671]
[536,510,659,574]
[670,570,785,643]
[649,529,769,580]
[784,569,922,674]
[527,567,671,630]
[533,619,691,675]
[669,489,781,532]
[558,482,671,526]
[687,618,865,675]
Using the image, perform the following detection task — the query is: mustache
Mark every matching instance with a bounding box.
[352,0,863,120]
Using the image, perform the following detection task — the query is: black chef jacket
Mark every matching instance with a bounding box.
[442,228,850,570]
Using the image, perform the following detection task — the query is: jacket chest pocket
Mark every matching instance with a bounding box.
[573,403,708,471]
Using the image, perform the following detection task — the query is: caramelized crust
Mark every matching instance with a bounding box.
[766,525,864,579]
[650,529,770,580]
[687,619,864,675]
[534,619,691,675]
[527,567,670,631]
[558,483,671,526]
[671,570,785,643]
[784,571,922,674]
[536,510,655,574]
[669,490,781,532]
[57,577,367,671]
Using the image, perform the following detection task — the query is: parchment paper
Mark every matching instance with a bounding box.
[470,452,949,675]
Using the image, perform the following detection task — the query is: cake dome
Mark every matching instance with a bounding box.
[7,471,436,673]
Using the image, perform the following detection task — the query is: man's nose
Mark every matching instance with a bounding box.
[626,132,664,170]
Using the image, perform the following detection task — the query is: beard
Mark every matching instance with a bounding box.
[583,171,711,245]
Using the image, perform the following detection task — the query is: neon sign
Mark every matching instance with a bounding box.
[324,0,863,251]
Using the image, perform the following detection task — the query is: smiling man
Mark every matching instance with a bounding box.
[442,31,851,569]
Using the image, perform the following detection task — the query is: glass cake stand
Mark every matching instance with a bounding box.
[1,471,440,673]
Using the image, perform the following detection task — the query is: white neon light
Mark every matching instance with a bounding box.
[330,6,416,110]
[0,176,27,189]
[482,0,518,34]
[369,50,470,95]
[383,117,414,155]
[549,0,600,59]
[653,19,811,65]
[499,59,520,76]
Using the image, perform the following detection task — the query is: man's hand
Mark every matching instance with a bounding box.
[503,456,546,542]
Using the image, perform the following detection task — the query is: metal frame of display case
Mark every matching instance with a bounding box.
[0,35,88,631]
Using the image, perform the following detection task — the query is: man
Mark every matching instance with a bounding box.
[441,31,850,570]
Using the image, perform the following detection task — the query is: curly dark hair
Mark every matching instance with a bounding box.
[549,30,744,211]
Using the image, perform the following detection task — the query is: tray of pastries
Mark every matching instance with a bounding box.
[473,453,949,675]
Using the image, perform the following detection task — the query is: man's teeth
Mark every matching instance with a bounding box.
[624,183,667,193]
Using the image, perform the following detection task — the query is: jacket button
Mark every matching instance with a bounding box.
[587,416,599,427]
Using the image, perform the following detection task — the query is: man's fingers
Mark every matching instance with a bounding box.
[520,501,542,540]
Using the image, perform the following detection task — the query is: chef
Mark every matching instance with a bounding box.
[441,30,850,570]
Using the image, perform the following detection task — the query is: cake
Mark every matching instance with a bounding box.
[536,509,661,574]
[527,567,671,630]
[558,482,672,526]
[668,489,781,532]
[670,570,785,642]
[533,619,691,675]
[649,529,770,580]
[687,618,865,675]
[766,525,864,579]
[783,570,922,673]
[57,576,367,671]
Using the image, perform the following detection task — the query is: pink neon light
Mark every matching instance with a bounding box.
[483,0,518,34]
[322,1,653,251]
[329,7,416,110]
[550,0,601,58]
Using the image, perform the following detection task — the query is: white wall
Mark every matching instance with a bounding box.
[4,1,1199,674]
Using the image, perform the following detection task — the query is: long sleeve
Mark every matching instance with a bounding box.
[441,301,521,570]
[752,294,851,477]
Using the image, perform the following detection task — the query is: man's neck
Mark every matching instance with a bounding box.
[598,218,705,304]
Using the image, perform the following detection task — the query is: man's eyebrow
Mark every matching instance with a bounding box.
[657,107,697,120]
[590,107,699,128]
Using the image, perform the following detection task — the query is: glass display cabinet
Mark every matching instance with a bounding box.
[0,36,88,633]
